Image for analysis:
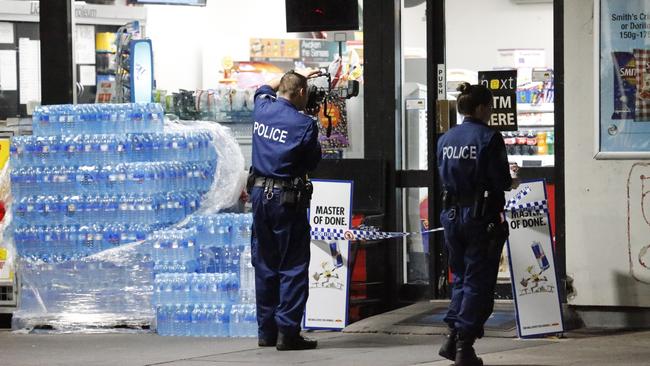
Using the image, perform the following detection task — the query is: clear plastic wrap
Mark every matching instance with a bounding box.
[165,120,246,214]
[10,120,245,333]
[12,240,155,333]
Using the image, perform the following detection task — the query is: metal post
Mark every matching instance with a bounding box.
[40,0,76,105]
[553,0,567,303]
[363,0,401,307]
[427,0,446,299]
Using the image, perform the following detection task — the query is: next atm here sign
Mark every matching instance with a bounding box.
[478,70,518,132]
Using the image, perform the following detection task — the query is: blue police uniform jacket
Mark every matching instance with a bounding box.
[251,85,322,179]
[437,117,512,211]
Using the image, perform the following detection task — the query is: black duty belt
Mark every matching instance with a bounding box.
[253,176,294,189]
[442,191,476,208]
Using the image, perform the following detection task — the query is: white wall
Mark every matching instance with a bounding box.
[565,0,650,307]
[402,2,427,57]
[144,1,295,91]
[144,4,207,91]
[199,0,300,89]
[446,0,554,71]
[400,0,554,68]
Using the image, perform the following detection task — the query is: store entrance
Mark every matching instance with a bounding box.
[398,0,560,302]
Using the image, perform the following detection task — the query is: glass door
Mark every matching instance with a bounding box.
[398,0,556,299]
[398,0,435,294]
[438,0,556,297]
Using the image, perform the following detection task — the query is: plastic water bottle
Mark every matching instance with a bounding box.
[197,274,208,304]
[229,272,240,304]
[190,305,200,337]
[168,305,179,336]
[218,304,229,337]
[32,107,44,135]
[76,105,88,134]
[154,272,171,305]
[229,304,242,337]
[153,274,164,306]
[205,305,216,337]
[182,305,192,336]
[197,304,209,337]
[157,306,167,336]
[240,244,255,303]
[242,304,256,337]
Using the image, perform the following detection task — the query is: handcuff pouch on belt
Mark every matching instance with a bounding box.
[281,177,313,208]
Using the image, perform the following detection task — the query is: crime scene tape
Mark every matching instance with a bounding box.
[310,186,548,241]
[505,186,531,210]
[310,227,445,241]
[507,199,549,215]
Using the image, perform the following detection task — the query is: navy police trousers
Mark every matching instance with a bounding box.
[250,187,311,341]
[440,206,508,338]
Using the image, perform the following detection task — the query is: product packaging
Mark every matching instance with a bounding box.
[634,49,650,121]
[612,52,636,120]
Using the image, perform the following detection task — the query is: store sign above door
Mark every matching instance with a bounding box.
[478,70,518,132]
[19,2,146,24]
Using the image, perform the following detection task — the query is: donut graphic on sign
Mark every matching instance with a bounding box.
[344,231,355,241]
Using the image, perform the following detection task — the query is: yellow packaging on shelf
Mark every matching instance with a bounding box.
[96,32,117,53]
[0,248,10,283]
[0,139,9,169]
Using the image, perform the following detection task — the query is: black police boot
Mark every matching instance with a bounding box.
[437,327,457,361]
[276,332,318,351]
[455,333,483,366]
[258,338,277,347]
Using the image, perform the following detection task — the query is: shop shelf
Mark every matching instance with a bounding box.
[517,120,555,127]
[508,154,555,168]
[0,284,16,309]
[518,108,555,127]
[518,103,554,113]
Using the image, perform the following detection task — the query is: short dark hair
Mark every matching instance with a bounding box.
[456,82,493,115]
[279,71,308,97]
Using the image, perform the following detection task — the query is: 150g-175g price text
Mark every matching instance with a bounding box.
[620,31,650,40]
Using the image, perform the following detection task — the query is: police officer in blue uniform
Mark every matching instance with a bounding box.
[248,69,322,351]
[436,82,519,366]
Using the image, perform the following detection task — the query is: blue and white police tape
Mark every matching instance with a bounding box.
[310,227,444,241]
[310,196,549,241]
[505,186,532,210]
[507,199,549,215]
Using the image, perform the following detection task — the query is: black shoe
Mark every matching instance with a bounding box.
[276,333,318,351]
[258,338,277,347]
[455,334,483,366]
[437,327,457,361]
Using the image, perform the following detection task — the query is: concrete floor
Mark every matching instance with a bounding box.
[2,329,650,366]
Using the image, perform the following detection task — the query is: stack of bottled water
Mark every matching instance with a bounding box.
[153,213,257,337]
[11,161,215,197]
[32,103,165,135]
[10,132,214,167]
[10,103,218,262]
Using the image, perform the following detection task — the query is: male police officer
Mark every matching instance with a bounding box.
[249,69,322,351]
[436,82,519,366]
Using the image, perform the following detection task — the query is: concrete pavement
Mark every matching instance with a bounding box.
[2,329,650,366]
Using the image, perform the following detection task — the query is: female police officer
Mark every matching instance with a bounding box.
[249,69,322,351]
[436,82,518,366]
